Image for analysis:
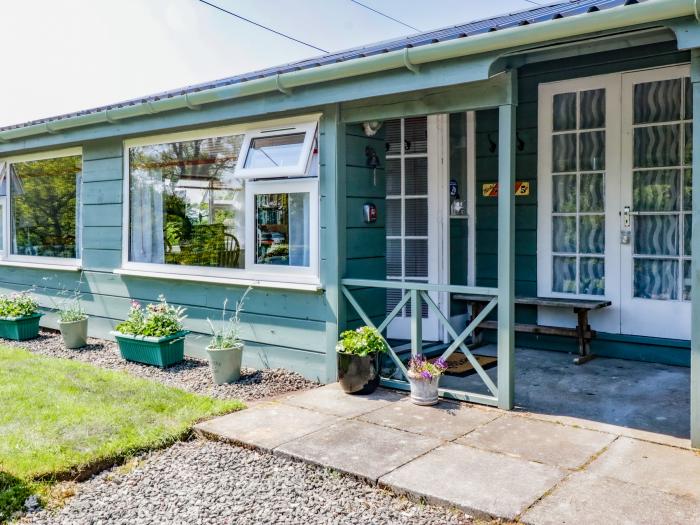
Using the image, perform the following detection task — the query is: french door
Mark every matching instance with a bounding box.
[385,116,443,341]
[538,65,692,340]
[538,74,622,334]
[620,65,692,340]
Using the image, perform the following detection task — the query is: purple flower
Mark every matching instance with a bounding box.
[435,358,448,370]
[420,370,432,380]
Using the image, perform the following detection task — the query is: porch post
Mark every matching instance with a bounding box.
[410,289,422,357]
[321,104,345,384]
[691,51,700,448]
[497,71,517,411]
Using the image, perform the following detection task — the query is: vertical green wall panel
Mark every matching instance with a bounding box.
[342,123,387,328]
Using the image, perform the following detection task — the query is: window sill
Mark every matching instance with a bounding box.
[0,260,82,272]
[113,268,323,292]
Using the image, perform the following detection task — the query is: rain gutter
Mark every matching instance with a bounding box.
[0,0,695,142]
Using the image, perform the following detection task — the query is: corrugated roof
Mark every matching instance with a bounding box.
[1,0,644,131]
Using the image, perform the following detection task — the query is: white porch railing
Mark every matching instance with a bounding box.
[340,278,501,407]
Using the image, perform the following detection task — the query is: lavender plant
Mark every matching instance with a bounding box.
[407,354,448,381]
[207,287,251,351]
[52,274,87,323]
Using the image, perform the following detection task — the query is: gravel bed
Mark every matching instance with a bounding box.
[3,330,319,401]
[23,439,471,525]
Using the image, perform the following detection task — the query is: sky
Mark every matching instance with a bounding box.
[0,0,546,127]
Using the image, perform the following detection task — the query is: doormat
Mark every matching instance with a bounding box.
[430,353,498,377]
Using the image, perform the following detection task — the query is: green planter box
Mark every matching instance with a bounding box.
[111,330,189,368]
[0,313,42,341]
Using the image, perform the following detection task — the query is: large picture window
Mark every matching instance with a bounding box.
[0,150,82,265]
[124,118,320,285]
[128,133,246,269]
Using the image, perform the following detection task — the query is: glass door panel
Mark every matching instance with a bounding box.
[620,66,692,339]
[537,74,621,335]
[384,116,439,341]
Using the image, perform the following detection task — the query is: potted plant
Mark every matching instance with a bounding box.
[111,296,188,368]
[206,288,251,385]
[53,278,88,349]
[0,292,42,341]
[406,354,448,406]
[335,326,386,395]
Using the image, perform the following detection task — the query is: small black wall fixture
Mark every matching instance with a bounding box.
[365,146,380,169]
[487,132,525,153]
[487,133,497,153]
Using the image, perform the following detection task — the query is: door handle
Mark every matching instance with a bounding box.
[621,205,631,244]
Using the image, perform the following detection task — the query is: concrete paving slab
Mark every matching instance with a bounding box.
[280,383,404,418]
[358,398,499,441]
[586,436,700,499]
[457,414,616,469]
[275,419,441,482]
[380,442,566,520]
[194,403,339,451]
[522,471,700,525]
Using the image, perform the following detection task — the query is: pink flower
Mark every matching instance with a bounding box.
[131,300,141,309]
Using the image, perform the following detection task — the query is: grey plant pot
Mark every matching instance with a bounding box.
[58,317,88,349]
[408,374,441,406]
[206,344,243,385]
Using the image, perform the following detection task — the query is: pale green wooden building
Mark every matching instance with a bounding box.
[2,0,700,445]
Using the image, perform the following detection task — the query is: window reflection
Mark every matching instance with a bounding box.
[129,134,245,268]
[255,192,310,266]
[8,155,81,258]
[244,133,305,169]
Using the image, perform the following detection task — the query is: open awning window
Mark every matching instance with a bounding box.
[235,120,317,179]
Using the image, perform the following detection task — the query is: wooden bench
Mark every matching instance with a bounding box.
[453,294,612,364]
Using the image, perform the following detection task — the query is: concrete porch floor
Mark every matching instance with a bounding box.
[196,352,700,522]
[443,345,691,444]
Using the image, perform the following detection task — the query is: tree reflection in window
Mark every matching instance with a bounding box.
[9,155,81,258]
[129,134,245,269]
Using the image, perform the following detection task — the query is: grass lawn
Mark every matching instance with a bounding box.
[0,345,243,521]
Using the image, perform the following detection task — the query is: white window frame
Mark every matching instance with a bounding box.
[245,177,319,280]
[121,114,321,286]
[0,147,83,269]
[235,121,317,179]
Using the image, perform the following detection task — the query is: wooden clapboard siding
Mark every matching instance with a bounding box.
[473,42,692,365]
[0,135,333,382]
[343,123,387,329]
